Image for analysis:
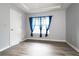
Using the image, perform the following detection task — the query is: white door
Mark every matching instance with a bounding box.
[10,8,22,46]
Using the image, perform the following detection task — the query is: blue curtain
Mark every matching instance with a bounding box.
[29,16,52,37]
[40,17,42,37]
[45,16,52,37]
[29,17,33,36]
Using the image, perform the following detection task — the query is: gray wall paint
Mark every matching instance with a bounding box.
[0,4,27,51]
[0,4,10,50]
[26,10,66,41]
[66,4,79,49]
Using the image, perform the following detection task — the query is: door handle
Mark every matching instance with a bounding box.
[11,29,13,31]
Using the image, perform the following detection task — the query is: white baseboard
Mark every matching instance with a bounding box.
[0,46,9,52]
[26,38,66,42]
[66,41,79,52]
[0,41,22,52]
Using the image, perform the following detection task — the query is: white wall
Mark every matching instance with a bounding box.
[0,4,10,51]
[66,3,79,52]
[26,10,66,41]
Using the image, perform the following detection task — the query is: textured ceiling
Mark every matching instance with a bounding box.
[15,3,71,14]
[24,3,60,9]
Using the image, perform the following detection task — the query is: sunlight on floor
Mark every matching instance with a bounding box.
[26,43,53,56]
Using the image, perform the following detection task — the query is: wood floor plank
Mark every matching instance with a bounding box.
[0,40,79,56]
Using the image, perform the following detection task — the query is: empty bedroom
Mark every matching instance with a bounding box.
[0,3,79,56]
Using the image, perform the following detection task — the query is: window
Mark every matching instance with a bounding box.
[32,17,40,34]
[41,17,49,34]
[32,17,49,34]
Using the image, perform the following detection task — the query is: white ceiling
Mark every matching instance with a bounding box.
[15,3,71,14]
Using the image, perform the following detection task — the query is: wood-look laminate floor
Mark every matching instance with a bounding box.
[0,40,79,56]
